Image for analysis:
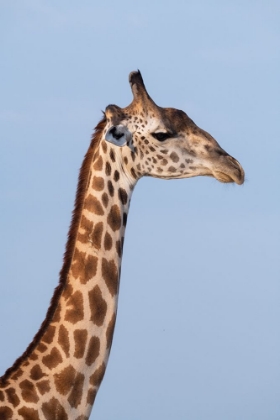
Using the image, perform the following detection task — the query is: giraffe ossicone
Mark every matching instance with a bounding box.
[0,70,244,420]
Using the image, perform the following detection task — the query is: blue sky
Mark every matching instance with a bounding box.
[1,1,279,419]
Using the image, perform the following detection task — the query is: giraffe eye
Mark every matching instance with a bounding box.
[151,132,172,141]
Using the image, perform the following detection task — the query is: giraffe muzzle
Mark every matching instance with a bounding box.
[213,155,245,185]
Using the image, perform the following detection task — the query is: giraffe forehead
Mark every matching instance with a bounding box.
[159,108,196,132]
[122,107,195,135]
[127,115,159,132]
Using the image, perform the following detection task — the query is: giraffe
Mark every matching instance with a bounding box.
[0,71,244,420]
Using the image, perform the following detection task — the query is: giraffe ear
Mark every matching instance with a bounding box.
[105,125,134,151]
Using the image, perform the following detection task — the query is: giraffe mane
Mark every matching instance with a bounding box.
[0,117,107,384]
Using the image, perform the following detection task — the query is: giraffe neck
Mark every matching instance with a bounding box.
[0,119,136,420]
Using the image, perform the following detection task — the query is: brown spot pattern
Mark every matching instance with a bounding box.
[19,379,39,403]
[72,250,98,284]
[36,379,50,395]
[0,407,13,419]
[116,239,122,258]
[80,215,93,231]
[107,205,121,232]
[88,285,107,326]
[105,161,112,176]
[71,249,86,279]
[91,222,103,249]
[82,255,98,284]
[73,329,88,358]
[170,151,179,162]
[18,407,40,420]
[102,258,119,296]
[67,372,85,408]
[54,365,76,395]
[65,290,84,324]
[84,195,104,215]
[58,324,70,357]
[118,188,128,205]
[106,312,116,349]
[37,343,47,353]
[42,325,56,344]
[109,148,116,162]
[29,353,38,361]
[89,362,106,387]
[130,168,137,179]
[30,364,45,381]
[10,368,23,381]
[104,232,113,250]
[42,347,63,369]
[63,284,73,301]
[42,397,67,420]
[52,303,61,323]
[86,336,100,366]
[87,387,97,405]
[101,192,109,208]
[102,141,107,153]
[92,176,104,191]
[6,388,20,407]
[0,390,4,401]
[108,180,114,197]
[77,231,89,244]
[93,155,103,171]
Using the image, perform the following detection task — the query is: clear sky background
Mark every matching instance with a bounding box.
[0,1,279,419]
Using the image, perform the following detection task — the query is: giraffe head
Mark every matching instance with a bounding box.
[104,71,244,185]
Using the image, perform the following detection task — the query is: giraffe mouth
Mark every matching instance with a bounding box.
[212,156,245,185]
